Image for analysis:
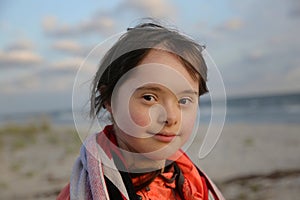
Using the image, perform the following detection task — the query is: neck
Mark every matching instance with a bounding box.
[115,133,166,173]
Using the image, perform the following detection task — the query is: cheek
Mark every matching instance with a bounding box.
[181,109,197,133]
[129,104,150,127]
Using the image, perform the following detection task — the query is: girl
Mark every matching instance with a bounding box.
[57,21,225,200]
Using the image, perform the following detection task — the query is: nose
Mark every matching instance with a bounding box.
[159,101,180,126]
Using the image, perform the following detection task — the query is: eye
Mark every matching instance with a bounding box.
[142,94,156,102]
[178,97,193,105]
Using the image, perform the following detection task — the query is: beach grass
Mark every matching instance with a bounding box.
[0,118,52,135]
[0,119,52,152]
[0,119,81,151]
[0,119,83,199]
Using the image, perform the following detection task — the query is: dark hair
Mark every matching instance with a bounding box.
[90,21,208,117]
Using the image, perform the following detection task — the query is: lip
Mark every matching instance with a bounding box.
[153,132,176,143]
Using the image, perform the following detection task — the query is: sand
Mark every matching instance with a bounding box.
[0,122,299,199]
[188,123,300,199]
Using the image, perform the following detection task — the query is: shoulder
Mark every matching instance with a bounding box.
[174,153,209,199]
[175,152,225,200]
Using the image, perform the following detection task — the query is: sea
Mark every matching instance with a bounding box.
[1,92,300,126]
[200,92,300,124]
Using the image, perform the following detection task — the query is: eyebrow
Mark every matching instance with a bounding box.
[136,86,163,92]
[136,86,198,96]
[178,90,198,96]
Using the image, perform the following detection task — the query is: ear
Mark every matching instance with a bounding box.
[104,101,112,113]
[99,85,112,113]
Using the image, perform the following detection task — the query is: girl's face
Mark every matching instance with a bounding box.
[108,50,199,160]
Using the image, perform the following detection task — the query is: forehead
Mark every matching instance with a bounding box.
[138,49,199,90]
[139,49,183,69]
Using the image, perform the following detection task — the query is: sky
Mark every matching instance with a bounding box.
[0,0,300,115]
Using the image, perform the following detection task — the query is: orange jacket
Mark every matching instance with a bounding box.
[57,125,223,200]
[57,153,208,200]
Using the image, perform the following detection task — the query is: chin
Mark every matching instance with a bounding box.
[142,146,181,161]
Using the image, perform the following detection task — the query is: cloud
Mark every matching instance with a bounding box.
[47,56,96,76]
[78,15,115,35]
[50,39,98,57]
[50,57,83,72]
[118,0,177,18]
[51,39,82,55]
[42,15,76,37]
[42,15,58,32]
[221,46,300,96]
[52,40,81,52]
[287,0,300,17]
[42,15,115,37]
[0,58,80,95]
[0,51,96,96]
[0,72,40,94]
[42,0,177,38]
[5,38,34,51]
[199,0,300,96]
[0,38,42,68]
[216,18,243,32]
[0,70,73,95]
[0,49,43,67]
[285,66,300,85]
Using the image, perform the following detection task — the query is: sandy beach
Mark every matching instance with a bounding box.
[188,123,300,199]
[0,121,299,199]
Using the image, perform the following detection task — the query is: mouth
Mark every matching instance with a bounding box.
[153,132,177,143]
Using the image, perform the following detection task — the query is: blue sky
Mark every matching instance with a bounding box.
[1,0,300,115]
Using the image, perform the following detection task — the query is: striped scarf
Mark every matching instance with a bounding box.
[69,126,225,200]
